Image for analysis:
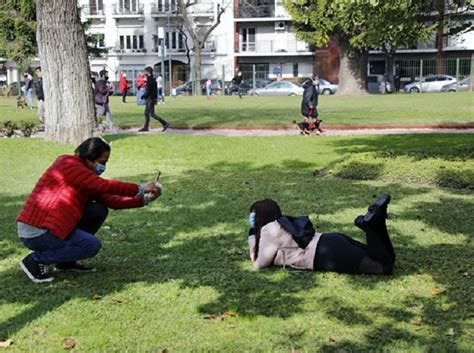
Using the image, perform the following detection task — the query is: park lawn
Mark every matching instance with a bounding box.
[0,92,473,129]
[0,133,473,352]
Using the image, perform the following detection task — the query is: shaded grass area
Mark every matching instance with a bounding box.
[0,134,473,352]
[1,92,473,129]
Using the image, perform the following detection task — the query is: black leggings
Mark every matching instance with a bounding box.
[314,230,395,275]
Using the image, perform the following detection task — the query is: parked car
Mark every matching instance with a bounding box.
[316,78,338,95]
[404,75,456,93]
[175,79,223,95]
[175,81,193,95]
[225,81,251,95]
[441,78,470,92]
[252,81,304,96]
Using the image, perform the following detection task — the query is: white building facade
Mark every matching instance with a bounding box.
[76,0,315,89]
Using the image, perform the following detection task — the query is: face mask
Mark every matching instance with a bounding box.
[249,212,256,228]
[94,163,106,175]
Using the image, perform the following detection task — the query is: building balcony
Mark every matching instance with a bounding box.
[113,47,148,55]
[236,1,290,20]
[150,2,180,17]
[112,3,145,19]
[82,5,106,19]
[238,5,274,18]
[236,40,312,56]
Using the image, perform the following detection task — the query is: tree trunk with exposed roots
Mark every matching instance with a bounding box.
[37,0,96,145]
[337,37,368,96]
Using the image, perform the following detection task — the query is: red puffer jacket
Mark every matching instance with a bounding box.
[17,155,144,240]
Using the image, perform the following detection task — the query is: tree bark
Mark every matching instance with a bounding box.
[194,46,202,94]
[336,37,368,96]
[37,0,96,145]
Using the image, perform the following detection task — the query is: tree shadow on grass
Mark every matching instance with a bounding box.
[0,161,472,351]
[327,134,474,162]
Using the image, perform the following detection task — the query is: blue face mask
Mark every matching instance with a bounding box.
[94,163,106,175]
[249,212,256,228]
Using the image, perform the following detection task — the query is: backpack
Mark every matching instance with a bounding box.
[277,215,315,249]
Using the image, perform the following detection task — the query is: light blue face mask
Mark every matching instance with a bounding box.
[249,212,256,228]
[94,163,106,176]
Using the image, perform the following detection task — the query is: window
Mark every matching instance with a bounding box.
[158,0,178,12]
[240,63,269,80]
[119,35,145,50]
[241,28,256,52]
[293,63,298,77]
[369,60,386,75]
[165,31,185,51]
[89,0,103,14]
[120,0,139,12]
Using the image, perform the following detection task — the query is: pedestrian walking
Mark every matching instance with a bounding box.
[138,67,169,132]
[205,79,212,100]
[135,72,147,105]
[231,70,244,99]
[119,72,129,103]
[94,70,115,132]
[35,67,45,128]
[157,73,165,104]
[23,72,34,109]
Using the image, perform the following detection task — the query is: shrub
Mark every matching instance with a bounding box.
[3,120,18,138]
[19,121,36,137]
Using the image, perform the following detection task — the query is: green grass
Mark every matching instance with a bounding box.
[1,92,473,129]
[0,133,473,352]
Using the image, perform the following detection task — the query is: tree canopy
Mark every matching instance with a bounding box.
[0,0,36,64]
[285,0,437,53]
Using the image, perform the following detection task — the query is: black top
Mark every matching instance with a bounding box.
[232,74,243,85]
[301,80,318,117]
[142,75,157,100]
[36,79,44,101]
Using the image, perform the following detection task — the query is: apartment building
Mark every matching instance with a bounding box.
[79,0,235,89]
[233,0,314,80]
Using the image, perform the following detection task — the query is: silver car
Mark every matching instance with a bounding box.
[441,78,470,92]
[252,81,304,96]
[316,78,338,95]
[404,75,456,93]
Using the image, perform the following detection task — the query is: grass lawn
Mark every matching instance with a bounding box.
[0,133,473,352]
[1,92,473,129]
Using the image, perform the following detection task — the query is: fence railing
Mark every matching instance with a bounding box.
[239,40,309,53]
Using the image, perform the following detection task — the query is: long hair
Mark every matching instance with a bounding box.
[249,199,282,259]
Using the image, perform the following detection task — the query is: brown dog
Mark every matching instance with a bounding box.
[17,97,28,109]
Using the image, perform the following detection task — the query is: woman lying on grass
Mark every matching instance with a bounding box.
[17,137,162,283]
[247,195,395,275]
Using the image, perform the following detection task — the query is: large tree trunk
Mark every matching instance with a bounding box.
[336,37,368,96]
[194,46,202,96]
[37,0,96,145]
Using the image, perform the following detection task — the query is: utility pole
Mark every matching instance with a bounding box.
[167,11,172,96]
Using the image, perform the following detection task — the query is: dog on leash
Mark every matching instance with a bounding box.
[17,96,28,109]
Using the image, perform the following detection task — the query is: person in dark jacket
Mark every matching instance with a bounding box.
[231,70,244,99]
[17,137,162,283]
[35,67,45,126]
[295,76,323,135]
[138,67,169,132]
[94,70,115,132]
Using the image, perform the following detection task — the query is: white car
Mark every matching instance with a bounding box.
[404,75,456,93]
[441,78,470,92]
[252,81,304,96]
[316,78,338,95]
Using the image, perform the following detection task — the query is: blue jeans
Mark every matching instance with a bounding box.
[21,202,107,264]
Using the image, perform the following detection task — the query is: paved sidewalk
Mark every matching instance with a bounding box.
[115,126,474,137]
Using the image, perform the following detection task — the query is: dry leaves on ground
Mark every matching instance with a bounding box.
[111,296,124,303]
[0,339,12,348]
[61,338,76,349]
[431,288,446,296]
